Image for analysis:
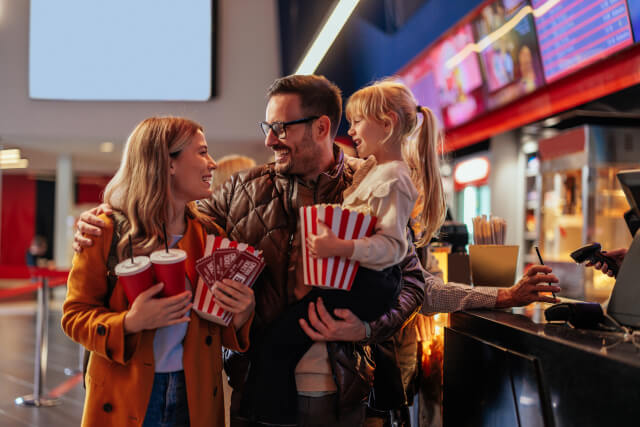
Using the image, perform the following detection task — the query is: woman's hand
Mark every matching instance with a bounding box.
[213,279,255,329]
[306,221,354,259]
[586,248,627,277]
[123,283,192,334]
[495,265,560,308]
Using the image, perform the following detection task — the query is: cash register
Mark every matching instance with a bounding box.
[546,169,640,329]
[606,169,640,328]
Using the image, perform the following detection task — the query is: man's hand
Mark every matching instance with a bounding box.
[72,204,113,253]
[586,248,627,277]
[495,265,560,308]
[306,222,354,259]
[299,297,366,341]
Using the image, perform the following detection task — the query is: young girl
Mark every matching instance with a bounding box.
[246,79,446,424]
[62,117,255,427]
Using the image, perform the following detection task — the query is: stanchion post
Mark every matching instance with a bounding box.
[15,277,59,407]
[64,344,84,376]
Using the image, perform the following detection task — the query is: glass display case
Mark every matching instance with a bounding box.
[537,126,640,302]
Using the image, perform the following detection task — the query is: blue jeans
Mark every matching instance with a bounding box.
[143,371,190,427]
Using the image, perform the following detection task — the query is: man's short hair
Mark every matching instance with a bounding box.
[266,75,342,139]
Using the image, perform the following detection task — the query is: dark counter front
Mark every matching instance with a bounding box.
[443,305,640,427]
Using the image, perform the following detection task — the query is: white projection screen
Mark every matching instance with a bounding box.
[29,0,215,101]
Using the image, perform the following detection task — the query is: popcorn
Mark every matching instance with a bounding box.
[300,204,377,290]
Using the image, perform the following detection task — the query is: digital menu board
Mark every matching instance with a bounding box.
[627,0,640,41]
[473,0,545,109]
[431,24,485,128]
[396,55,445,127]
[408,72,445,128]
[532,0,634,83]
[396,0,639,131]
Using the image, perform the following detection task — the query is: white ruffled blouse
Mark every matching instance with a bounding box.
[342,156,417,270]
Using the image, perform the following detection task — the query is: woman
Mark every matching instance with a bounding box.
[62,116,255,426]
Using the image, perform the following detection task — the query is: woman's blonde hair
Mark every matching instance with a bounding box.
[345,79,446,247]
[104,116,218,260]
[211,154,256,189]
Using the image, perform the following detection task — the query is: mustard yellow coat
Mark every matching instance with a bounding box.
[62,215,251,427]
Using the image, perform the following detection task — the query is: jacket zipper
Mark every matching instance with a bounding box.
[286,176,296,261]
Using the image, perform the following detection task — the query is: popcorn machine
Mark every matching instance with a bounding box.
[537,126,640,302]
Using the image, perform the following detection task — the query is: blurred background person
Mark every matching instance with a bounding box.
[211,154,256,189]
[206,152,257,427]
[25,235,49,268]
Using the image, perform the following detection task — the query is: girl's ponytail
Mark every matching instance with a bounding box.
[411,106,446,247]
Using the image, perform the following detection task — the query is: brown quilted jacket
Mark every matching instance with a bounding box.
[199,146,426,412]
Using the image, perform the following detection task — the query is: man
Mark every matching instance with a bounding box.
[74,75,560,426]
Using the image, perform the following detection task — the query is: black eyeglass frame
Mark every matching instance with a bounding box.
[258,116,319,139]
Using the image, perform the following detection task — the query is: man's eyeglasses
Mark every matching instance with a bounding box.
[258,116,319,140]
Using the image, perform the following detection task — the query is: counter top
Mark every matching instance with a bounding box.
[453,303,640,369]
[445,303,640,426]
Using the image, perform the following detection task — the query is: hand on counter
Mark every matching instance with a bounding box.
[495,265,560,308]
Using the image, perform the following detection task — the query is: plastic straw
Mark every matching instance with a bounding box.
[534,246,556,298]
[162,224,169,253]
[128,234,134,264]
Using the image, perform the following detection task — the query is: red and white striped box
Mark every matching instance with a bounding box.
[300,204,377,291]
[193,235,260,326]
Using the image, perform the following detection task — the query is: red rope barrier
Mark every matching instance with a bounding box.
[0,265,69,280]
[0,269,69,300]
[0,282,42,299]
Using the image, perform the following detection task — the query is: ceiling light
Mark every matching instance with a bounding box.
[100,141,114,153]
[0,148,29,169]
[0,148,20,161]
[295,0,360,75]
[521,140,538,154]
[0,158,29,169]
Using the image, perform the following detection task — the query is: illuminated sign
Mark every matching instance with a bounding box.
[454,156,490,189]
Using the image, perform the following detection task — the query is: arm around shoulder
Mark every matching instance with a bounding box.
[62,215,141,365]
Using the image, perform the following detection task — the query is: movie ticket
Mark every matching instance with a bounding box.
[222,250,265,286]
[194,235,265,326]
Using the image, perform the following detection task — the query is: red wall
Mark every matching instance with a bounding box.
[76,176,111,205]
[1,174,36,265]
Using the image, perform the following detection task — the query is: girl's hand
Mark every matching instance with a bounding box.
[306,221,354,259]
[124,283,192,334]
[213,279,255,329]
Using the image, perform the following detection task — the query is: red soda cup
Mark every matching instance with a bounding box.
[150,249,187,297]
[115,256,154,304]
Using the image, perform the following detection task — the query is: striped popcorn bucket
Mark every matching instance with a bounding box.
[300,205,377,291]
[193,235,258,326]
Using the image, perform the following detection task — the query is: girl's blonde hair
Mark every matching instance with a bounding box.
[104,116,219,260]
[345,79,446,247]
[211,154,256,189]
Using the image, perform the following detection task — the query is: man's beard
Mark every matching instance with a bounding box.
[273,131,315,176]
[274,160,292,175]
[273,147,293,175]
